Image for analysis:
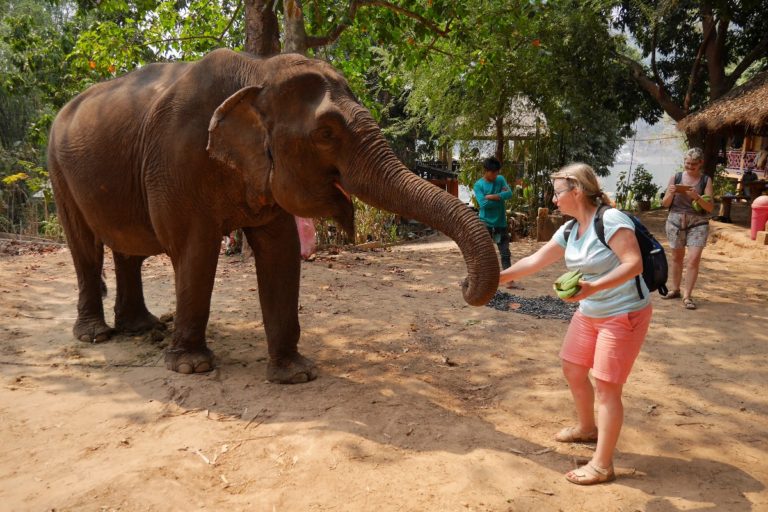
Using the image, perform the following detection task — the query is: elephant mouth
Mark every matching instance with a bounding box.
[332,180,355,237]
[334,181,352,202]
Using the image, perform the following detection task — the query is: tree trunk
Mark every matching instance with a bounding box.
[283,0,309,55]
[494,115,505,163]
[686,131,722,178]
[244,0,281,56]
[438,143,449,165]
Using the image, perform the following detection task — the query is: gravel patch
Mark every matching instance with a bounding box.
[486,291,577,320]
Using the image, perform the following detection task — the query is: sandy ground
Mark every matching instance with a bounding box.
[1,206,767,512]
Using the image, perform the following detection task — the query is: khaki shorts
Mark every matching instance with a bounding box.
[665,212,710,249]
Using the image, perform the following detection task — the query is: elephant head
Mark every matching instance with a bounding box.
[207,53,499,306]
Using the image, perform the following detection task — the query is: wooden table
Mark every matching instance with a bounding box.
[716,195,747,223]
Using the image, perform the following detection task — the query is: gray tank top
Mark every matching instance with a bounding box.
[670,174,709,215]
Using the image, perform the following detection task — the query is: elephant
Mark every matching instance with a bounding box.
[47,48,500,384]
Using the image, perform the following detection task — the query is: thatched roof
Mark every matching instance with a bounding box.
[677,71,768,136]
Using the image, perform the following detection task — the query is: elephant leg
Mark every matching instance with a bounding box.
[244,215,317,384]
[112,252,165,335]
[164,233,220,374]
[53,179,113,343]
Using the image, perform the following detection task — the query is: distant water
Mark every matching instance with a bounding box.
[603,116,686,196]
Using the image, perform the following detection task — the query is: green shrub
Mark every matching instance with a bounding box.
[629,165,660,202]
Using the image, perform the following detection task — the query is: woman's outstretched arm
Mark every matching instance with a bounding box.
[499,238,565,286]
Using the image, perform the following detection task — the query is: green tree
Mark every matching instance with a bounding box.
[0,0,86,234]
[393,0,657,211]
[613,0,768,174]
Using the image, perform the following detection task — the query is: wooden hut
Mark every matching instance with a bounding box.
[677,71,768,184]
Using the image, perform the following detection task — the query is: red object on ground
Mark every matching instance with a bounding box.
[750,195,768,240]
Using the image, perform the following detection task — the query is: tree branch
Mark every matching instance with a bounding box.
[141,35,224,48]
[306,0,450,49]
[217,0,244,42]
[726,32,768,90]
[683,19,714,113]
[359,1,450,37]
[650,24,662,89]
[702,8,727,98]
[615,52,686,121]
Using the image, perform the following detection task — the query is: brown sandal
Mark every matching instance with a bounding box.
[565,462,616,485]
[683,297,697,310]
[662,290,681,300]
[554,426,598,443]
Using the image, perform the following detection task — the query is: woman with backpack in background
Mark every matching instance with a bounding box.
[498,163,652,485]
[660,147,714,310]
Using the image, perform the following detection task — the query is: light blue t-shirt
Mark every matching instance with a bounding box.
[552,208,650,318]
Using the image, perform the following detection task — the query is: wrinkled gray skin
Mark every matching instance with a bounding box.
[47,49,500,384]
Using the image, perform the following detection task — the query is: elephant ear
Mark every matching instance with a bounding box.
[207,86,272,198]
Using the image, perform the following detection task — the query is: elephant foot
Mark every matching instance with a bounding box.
[115,312,167,336]
[165,347,215,374]
[74,319,114,343]
[267,354,318,384]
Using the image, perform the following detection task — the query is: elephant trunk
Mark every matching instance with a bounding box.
[342,114,500,306]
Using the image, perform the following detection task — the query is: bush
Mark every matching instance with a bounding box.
[40,215,65,241]
[713,164,736,197]
[314,199,401,250]
[629,165,660,202]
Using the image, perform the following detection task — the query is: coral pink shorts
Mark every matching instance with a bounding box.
[559,304,652,384]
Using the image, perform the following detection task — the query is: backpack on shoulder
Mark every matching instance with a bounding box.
[564,205,669,298]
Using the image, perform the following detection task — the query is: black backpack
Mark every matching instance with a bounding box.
[564,205,669,298]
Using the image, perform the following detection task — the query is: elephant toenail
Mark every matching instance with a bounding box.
[176,363,193,374]
[194,362,212,373]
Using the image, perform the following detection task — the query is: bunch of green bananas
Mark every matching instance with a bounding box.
[553,269,583,299]
[692,194,712,213]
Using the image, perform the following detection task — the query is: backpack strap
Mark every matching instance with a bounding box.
[697,175,709,195]
[563,204,611,244]
[675,172,709,195]
[593,204,610,248]
[561,205,644,299]
[589,205,644,299]
[563,218,576,241]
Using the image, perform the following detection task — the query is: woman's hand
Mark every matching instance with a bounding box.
[684,188,700,201]
[562,280,597,302]
[661,183,676,208]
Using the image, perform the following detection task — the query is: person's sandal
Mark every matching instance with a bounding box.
[662,290,681,300]
[554,426,598,443]
[565,462,616,485]
[683,297,697,310]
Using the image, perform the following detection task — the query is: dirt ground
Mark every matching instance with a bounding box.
[1,205,767,512]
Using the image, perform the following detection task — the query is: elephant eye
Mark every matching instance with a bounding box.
[311,126,337,147]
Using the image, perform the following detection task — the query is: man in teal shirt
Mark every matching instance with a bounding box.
[473,157,513,270]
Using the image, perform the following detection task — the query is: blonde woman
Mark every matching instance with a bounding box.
[499,163,652,485]
[660,148,714,310]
